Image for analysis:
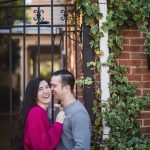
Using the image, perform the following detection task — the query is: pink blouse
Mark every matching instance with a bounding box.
[24,105,63,150]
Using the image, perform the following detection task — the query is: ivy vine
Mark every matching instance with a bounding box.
[76,0,150,149]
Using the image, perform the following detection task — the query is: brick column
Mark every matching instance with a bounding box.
[116,26,150,135]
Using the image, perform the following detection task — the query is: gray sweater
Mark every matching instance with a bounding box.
[56,100,91,150]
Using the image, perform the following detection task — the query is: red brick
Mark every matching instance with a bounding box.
[141,46,146,51]
[143,120,150,126]
[126,75,142,81]
[143,75,150,81]
[123,46,142,52]
[141,59,148,66]
[119,60,141,67]
[142,133,150,136]
[95,74,100,81]
[132,67,149,74]
[130,38,145,45]
[140,127,150,134]
[123,38,129,45]
[138,112,150,119]
[143,105,150,111]
[133,82,150,88]
[122,30,141,37]
[117,52,130,59]
[131,53,146,59]
[136,89,142,96]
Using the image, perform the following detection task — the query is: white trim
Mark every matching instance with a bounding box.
[99,0,110,141]
[0,27,63,35]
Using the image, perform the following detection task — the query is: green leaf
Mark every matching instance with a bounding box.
[91,24,99,35]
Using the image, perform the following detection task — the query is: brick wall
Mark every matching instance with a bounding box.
[117,26,150,135]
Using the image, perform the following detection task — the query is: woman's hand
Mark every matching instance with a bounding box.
[56,111,66,124]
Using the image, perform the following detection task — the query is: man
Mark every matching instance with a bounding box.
[50,69,91,150]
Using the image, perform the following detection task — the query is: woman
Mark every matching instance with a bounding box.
[13,77,66,150]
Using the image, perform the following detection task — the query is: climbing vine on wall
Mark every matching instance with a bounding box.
[76,0,150,149]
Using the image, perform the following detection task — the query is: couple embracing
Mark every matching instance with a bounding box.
[13,70,91,150]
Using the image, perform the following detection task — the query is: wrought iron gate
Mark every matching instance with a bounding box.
[0,0,81,149]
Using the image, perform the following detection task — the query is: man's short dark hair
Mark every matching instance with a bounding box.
[52,69,75,92]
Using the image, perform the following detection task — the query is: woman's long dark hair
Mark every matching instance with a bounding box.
[12,77,45,150]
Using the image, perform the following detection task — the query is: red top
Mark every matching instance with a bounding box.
[24,105,63,150]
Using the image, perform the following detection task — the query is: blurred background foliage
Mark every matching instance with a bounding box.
[0,0,24,111]
[0,0,23,149]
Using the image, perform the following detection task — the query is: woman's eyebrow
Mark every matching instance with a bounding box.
[38,87,43,89]
[39,84,50,88]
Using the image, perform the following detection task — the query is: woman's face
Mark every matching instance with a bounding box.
[37,80,51,109]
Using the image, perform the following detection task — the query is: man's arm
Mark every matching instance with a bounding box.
[71,110,91,150]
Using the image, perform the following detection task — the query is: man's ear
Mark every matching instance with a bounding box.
[65,85,71,91]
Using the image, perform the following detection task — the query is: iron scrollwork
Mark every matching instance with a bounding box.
[61,10,72,21]
[33,9,44,23]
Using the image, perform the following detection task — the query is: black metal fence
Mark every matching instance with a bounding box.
[0,1,80,149]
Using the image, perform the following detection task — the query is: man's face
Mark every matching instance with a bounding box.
[50,75,65,101]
